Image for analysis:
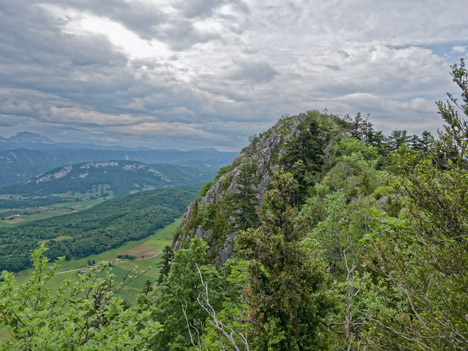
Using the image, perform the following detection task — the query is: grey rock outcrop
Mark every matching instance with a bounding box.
[173,113,309,263]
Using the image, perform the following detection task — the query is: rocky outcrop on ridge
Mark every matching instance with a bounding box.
[173,113,312,263]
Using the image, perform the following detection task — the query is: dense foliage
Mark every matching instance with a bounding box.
[1,60,467,350]
[0,246,162,350]
[357,59,468,350]
[237,170,333,350]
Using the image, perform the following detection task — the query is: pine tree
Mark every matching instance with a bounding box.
[281,118,325,204]
[237,169,333,351]
[156,245,174,285]
[228,160,259,230]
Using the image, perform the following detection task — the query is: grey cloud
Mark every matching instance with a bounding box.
[175,0,228,18]
[319,93,441,134]
[34,0,238,50]
[297,0,468,46]
[227,60,278,83]
[0,114,33,127]
[49,0,165,40]
[0,2,128,91]
[174,0,248,19]
[158,17,220,51]
[0,0,467,151]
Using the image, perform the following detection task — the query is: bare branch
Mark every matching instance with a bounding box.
[182,301,206,351]
[194,264,250,351]
[342,246,365,350]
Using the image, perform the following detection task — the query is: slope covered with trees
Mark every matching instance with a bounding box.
[0,186,198,272]
[0,160,221,208]
[1,60,467,350]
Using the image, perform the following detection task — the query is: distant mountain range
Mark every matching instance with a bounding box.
[0,132,237,187]
[5,131,54,144]
[0,160,220,199]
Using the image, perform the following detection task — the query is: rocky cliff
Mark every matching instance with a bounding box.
[173,112,329,262]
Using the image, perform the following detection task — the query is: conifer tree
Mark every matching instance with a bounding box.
[228,160,259,230]
[237,169,333,351]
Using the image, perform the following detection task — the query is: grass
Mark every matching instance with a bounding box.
[53,184,113,200]
[52,235,73,241]
[41,235,73,245]
[0,198,105,227]
[1,217,25,224]
[14,219,179,302]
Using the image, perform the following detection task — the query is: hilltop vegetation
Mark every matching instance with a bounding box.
[1,60,467,350]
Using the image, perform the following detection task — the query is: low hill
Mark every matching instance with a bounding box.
[0,160,219,208]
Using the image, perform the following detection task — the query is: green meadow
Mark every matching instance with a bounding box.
[14,219,179,302]
[0,198,106,227]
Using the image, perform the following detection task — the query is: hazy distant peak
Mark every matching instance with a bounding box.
[9,132,54,143]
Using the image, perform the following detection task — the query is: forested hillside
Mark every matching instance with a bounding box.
[0,186,198,272]
[0,160,219,201]
[0,60,467,350]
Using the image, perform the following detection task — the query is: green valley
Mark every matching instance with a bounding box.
[0,186,198,272]
[0,198,106,227]
[14,220,180,302]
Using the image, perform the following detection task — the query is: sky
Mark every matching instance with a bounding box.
[0,0,467,151]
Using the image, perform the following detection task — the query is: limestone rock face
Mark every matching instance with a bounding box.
[173,113,309,262]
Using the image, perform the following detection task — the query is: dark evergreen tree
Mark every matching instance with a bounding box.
[419,130,434,152]
[237,169,333,350]
[387,129,410,151]
[228,160,259,230]
[156,245,174,284]
[281,119,325,203]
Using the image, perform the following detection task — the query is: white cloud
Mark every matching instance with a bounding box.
[452,46,467,54]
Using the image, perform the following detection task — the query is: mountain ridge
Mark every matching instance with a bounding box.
[0,159,220,200]
[172,112,332,262]
[7,132,54,144]
[0,131,232,153]
[0,145,237,187]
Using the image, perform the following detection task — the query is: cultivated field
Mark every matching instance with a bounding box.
[118,244,160,259]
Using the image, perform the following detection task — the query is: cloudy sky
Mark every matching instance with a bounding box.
[0,0,467,151]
